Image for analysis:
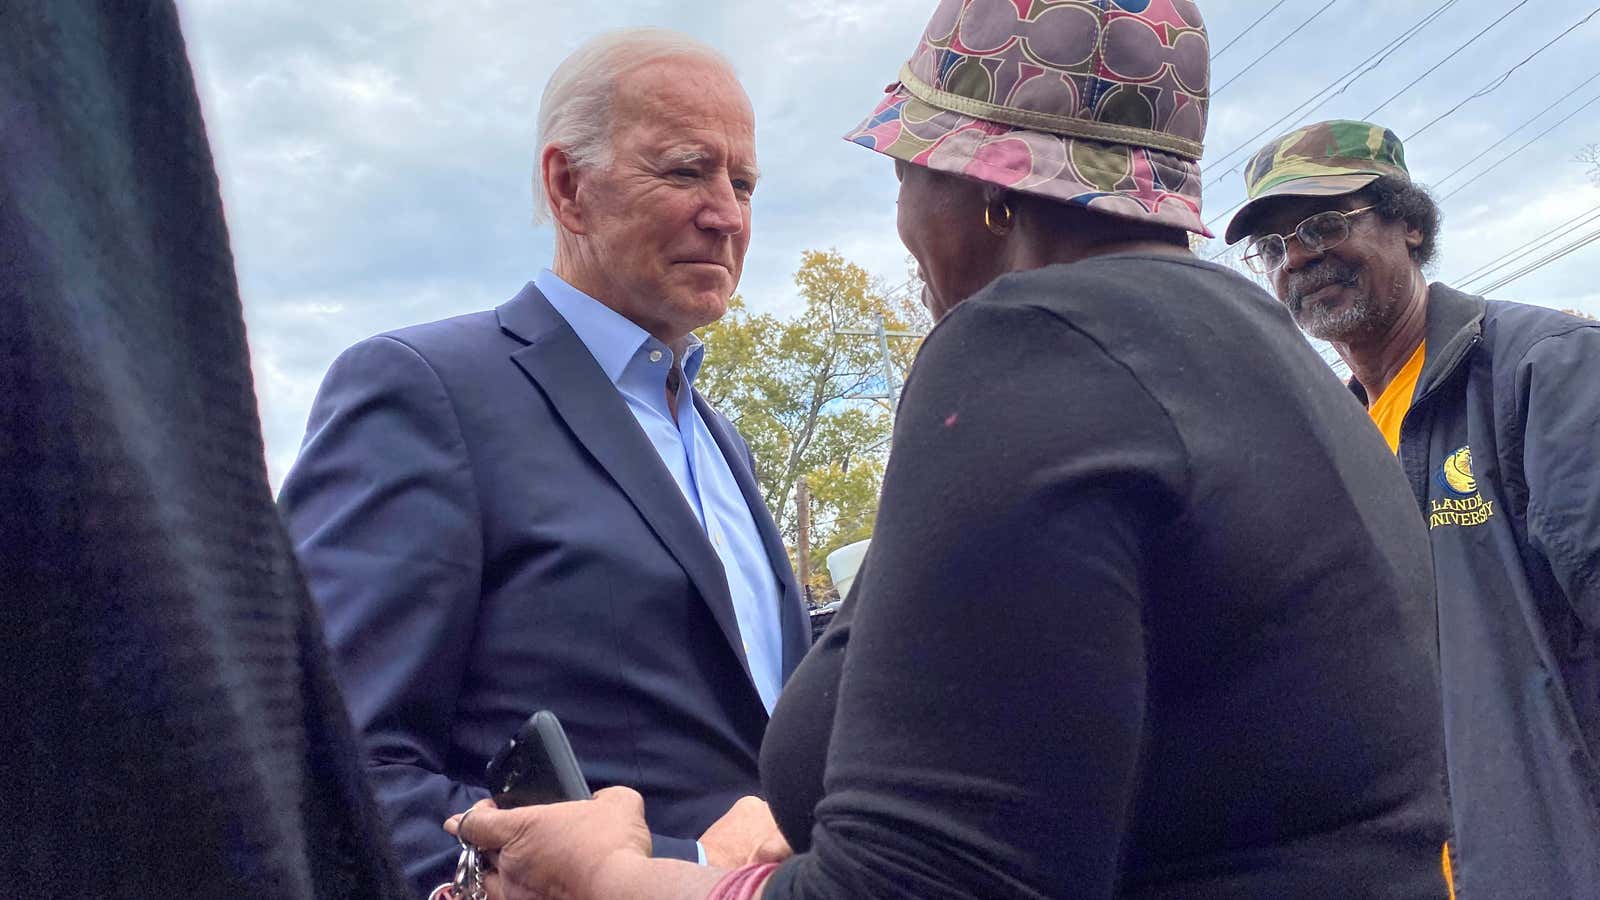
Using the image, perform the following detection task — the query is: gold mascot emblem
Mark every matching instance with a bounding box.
[1443,446,1476,495]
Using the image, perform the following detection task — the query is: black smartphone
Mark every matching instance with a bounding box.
[484,710,593,808]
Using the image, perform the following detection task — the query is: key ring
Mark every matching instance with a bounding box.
[427,808,487,900]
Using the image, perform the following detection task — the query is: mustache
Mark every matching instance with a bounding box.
[1285,258,1360,310]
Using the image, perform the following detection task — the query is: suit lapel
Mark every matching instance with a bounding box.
[695,394,813,677]
[497,285,757,692]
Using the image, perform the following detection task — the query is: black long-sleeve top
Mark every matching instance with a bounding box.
[760,255,1452,898]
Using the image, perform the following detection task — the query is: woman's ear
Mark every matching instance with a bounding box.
[983,186,1015,237]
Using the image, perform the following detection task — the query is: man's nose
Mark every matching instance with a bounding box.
[1280,234,1322,273]
[696,178,745,236]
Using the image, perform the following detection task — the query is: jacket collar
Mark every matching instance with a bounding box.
[1347,281,1485,404]
[1415,282,1486,399]
[495,280,568,346]
[531,269,707,387]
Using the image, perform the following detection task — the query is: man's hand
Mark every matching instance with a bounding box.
[698,795,792,868]
[448,788,652,900]
[750,830,794,865]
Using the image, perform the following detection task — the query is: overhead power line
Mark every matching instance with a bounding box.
[1439,89,1600,202]
[1204,11,1598,259]
[1203,0,1461,191]
[1212,0,1341,99]
[1476,224,1600,294]
[1407,6,1600,141]
[1455,204,1600,288]
[1431,68,1600,188]
[1212,0,1292,62]
[1204,234,1243,262]
[1202,0,1526,237]
[1363,0,1532,121]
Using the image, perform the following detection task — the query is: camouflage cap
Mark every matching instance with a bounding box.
[1224,119,1410,244]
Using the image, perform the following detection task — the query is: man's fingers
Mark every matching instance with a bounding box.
[750,833,793,865]
[592,785,644,815]
[446,798,523,851]
[731,795,766,813]
[443,797,497,836]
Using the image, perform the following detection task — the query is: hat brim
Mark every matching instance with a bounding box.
[844,84,1211,238]
[1223,173,1382,244]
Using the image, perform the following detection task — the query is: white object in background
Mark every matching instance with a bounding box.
[825,539,870,602]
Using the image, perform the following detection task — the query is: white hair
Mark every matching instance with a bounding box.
[533,29,735,225]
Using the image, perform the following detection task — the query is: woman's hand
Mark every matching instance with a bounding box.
[699,796,792,868]
[447,787,652,900]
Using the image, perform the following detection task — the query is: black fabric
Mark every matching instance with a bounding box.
[0,3,409,896]
[1369,285,1600,898]
[760,255,1452,898]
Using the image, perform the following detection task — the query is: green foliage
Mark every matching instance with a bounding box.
[697,250,928,599]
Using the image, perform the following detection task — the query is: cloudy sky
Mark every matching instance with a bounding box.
[174,0,1600,486]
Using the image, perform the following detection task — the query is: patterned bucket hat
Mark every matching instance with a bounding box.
[845,0,1211,235]
[1224,119,1410,244]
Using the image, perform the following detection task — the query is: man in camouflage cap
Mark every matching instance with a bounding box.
[1229,119,1600,898]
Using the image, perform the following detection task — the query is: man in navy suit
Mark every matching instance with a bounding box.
[278,29,809,896]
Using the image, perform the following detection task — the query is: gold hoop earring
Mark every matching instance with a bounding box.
[985,201,1013,236]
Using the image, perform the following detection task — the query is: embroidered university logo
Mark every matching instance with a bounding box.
[1430,445,1494,529]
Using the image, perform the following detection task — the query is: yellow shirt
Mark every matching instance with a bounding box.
[1365,340,1455,898]
[1367,340,1426,453]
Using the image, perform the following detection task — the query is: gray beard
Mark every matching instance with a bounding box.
[1285,259,1389,343]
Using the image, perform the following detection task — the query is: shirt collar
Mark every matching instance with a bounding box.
[534,269,707,387]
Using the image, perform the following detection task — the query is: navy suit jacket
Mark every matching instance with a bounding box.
[278,283,810,896]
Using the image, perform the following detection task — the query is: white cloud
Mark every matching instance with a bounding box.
[175,0,1600,488]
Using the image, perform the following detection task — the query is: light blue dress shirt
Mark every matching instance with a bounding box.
[534,269,785,715]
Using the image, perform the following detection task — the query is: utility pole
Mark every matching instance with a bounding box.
[833,314,923,411]
[795,478,811,605]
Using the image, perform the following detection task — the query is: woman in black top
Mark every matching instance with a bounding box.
[450,2,1453,897]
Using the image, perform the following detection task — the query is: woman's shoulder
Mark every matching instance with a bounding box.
[961,256,1272,370]
[974,254,1270,327]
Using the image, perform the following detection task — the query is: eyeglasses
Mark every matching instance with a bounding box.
[1241,206,1375,275]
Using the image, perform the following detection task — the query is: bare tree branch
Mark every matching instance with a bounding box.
[1580,143,1600,186]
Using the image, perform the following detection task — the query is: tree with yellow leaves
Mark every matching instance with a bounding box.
[697,250,927,599]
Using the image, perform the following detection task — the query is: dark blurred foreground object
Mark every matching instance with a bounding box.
[0,2,409,896]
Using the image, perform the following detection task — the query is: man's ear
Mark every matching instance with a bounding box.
[1403,218,1424,251]
[542,145,589,236]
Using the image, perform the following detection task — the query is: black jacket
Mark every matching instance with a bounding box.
[1358,284,1600,898]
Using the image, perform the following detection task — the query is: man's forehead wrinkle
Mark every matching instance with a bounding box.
[660,147,711,165]
[607,59,758,180]
[663,141,753,168]
[650,143,756,172]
